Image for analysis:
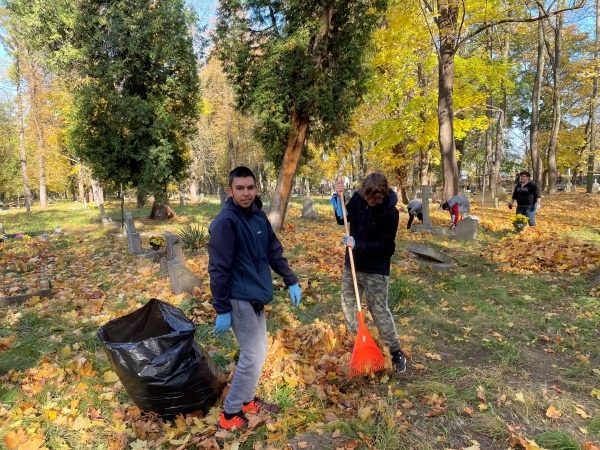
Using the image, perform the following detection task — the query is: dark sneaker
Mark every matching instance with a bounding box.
[219,410,248,430]
[242,397,280,414]
[391,350,407,374]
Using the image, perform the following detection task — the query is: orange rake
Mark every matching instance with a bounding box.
[339,189,386,377]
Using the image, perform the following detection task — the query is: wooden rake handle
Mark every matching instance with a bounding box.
[340,190,362,313]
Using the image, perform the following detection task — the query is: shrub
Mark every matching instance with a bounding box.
[176,223,208,251]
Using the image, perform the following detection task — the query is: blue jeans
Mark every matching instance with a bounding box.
[223,299,268,414]
[516,204,536,226]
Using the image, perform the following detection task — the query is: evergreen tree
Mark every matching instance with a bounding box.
[70,0,200,219]
[215,0,388,230]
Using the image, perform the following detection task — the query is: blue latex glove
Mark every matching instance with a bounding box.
[330,194,344,218]
[213,313,232,334]
[343,236,355,248]
[288,283,302,307]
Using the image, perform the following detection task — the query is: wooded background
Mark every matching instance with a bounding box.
[0,0,599,229]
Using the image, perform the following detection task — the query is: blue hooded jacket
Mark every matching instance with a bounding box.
[208,196,298,314]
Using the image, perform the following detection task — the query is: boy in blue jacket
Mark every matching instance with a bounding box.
[208,166,302,430]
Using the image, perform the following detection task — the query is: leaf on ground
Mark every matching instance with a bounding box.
[545,405,562,419]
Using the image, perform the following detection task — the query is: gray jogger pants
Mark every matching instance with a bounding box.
[341,267,401,353]
[223,299,268,414]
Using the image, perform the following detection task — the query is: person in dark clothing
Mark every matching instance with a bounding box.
[208,166,302,430]
[406,200,423,230]
[508,171,541,226]
[330,173,407,373]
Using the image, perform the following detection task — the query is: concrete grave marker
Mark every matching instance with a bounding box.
[454,215,479,240]
[163,232,201,295]
[592,179,599,194]
[301,197,318,220]
[125,212,143,255]
[405,243,455,271]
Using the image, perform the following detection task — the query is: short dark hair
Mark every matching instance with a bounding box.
[358,173,389,199]
[519,171,530,178]
[228,166,256,187]
[441,202,449,210]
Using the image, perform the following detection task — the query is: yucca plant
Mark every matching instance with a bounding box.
[176,223,208,251]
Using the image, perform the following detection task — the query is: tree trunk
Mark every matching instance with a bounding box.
[149,187,176,220]
[530,15,545,185]
[15,51,32,213]
[267,109,310,231]
[546,12,563,195]
[587,0,599,193]
[27,58,48,209]
[91,178,107,224]
[436,1,460,201]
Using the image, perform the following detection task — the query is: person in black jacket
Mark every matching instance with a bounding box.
[208,166,302,430]
[331,173,407,373]
[508,171,542,226]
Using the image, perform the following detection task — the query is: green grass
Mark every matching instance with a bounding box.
[1,197,600,450]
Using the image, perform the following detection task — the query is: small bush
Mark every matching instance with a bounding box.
[176,223,208,251]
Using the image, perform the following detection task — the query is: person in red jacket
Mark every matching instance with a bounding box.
[441,194,470,229]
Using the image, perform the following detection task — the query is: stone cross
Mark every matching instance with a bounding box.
[416,185,433,226]
[125,212,142,255]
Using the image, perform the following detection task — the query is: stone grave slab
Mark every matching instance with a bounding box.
[405,243,455,271]
[0,279,52,307]
[125,212,143,255]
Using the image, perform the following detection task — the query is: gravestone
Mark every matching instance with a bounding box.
[416,185,434,226]
[219,187,228,209]
[454,215,479,240]
[592,179,599,194]
[301,197,318,220]
[496,186,507,202]
[405,243,455,271]
[481,191,498,208]
[163,232,201,295]
[125,212,143,255]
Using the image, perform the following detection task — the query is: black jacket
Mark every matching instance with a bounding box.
[512,181,541,206]
[334,190,399,276]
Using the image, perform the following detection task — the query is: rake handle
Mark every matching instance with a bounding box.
[340,190,362,314]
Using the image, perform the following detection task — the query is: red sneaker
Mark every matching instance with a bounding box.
[218,411,248,430]
[241,397,280,414]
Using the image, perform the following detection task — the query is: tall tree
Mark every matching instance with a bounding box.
[214,0,388,231]
[70,0,200,220]
[418,0,584,200]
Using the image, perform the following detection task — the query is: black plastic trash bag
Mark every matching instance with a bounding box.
[97,298,225,417]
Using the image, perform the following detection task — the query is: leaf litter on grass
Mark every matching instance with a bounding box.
[0,196,599,449]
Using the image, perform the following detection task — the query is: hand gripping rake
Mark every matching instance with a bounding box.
[339,190,386,377]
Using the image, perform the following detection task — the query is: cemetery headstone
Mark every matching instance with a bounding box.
[416,185,433,226]
[301,197,318,220]
[496,186,507,202]
[592,179,599,194]
[454,215,479,240]
[125,212,143,255]
[405,243,455,271]
[481,191,498,208]
[163,232,201,294]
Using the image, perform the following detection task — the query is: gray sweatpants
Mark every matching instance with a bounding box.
[223,299,268,415]
[341,267,401,353]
